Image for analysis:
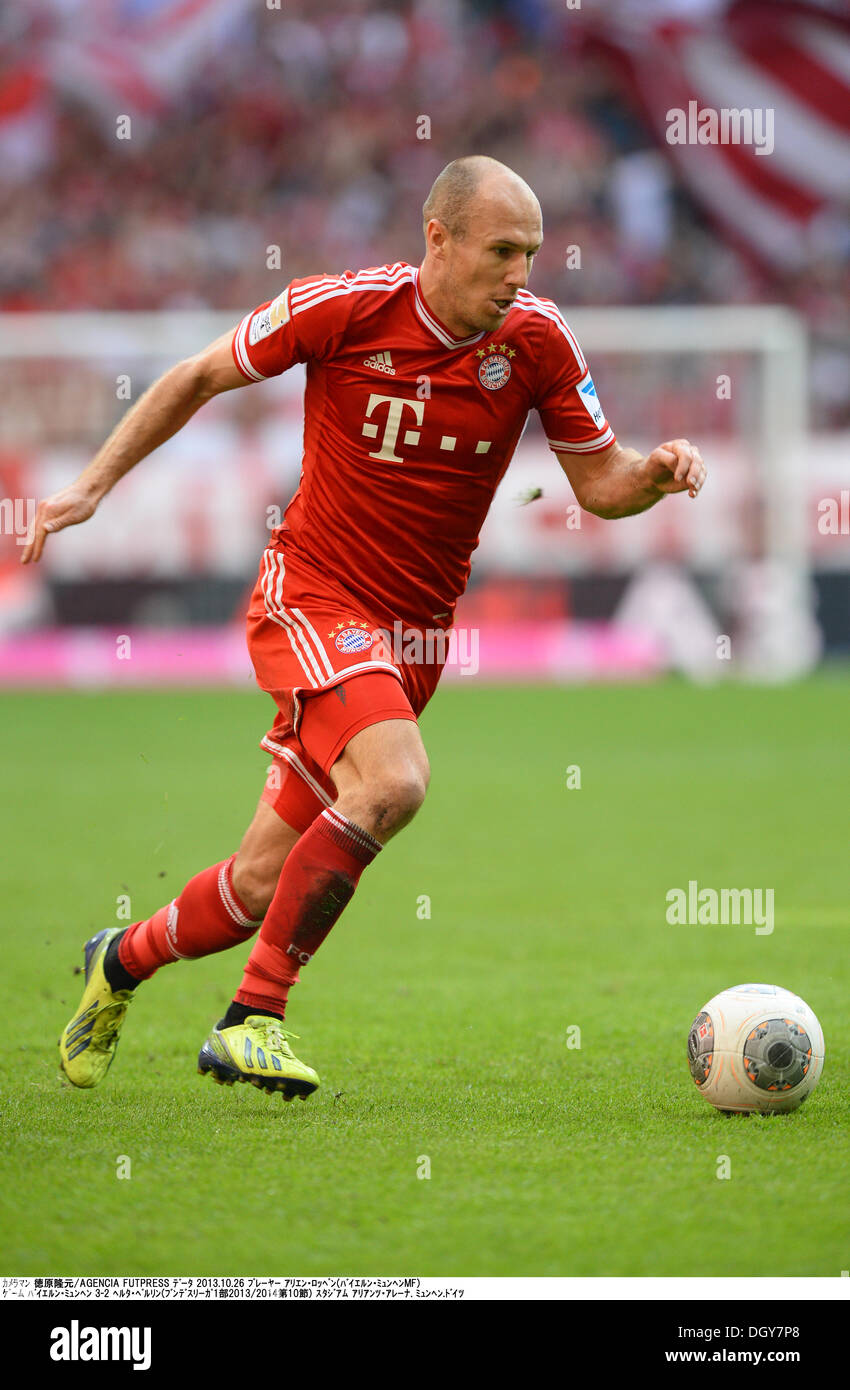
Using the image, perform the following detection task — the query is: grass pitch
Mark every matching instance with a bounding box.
[0,678,847,1276]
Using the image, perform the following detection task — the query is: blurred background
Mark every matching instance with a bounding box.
[1,0,848,685]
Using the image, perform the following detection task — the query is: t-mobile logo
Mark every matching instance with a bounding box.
[50,1321,152,1370]
[361,393,425,463]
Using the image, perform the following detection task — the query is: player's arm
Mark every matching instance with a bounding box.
[554,438,706,520]
[20,329,248,564]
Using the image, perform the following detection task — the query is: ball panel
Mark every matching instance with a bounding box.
[687,1010,714,1086]
[687,984,824,1114]
[742,1018,812,1092]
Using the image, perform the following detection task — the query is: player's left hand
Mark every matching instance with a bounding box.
[644,439,706,499]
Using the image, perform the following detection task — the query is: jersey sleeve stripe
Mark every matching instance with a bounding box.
[288,275,344,309]
[289,283,403,316]
[547,427,616,453]
[347,263,412,289]
[232,312,266,382]
[290,267,414,317]
[290,284,363,316]
[289,265,412,310]
[233,266,414,382]
[514,294,587,372]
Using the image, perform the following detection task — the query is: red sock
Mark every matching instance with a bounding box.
[118,855,263,981]
[235,808,382,1018]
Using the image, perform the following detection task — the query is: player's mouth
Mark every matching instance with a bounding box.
[491,297,514,313]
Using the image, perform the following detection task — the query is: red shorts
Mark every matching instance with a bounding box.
[248,545,446,832]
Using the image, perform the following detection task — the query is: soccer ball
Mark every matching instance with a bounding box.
[687,983,824,1114]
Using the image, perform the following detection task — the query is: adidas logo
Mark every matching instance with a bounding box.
[363,350,396,375]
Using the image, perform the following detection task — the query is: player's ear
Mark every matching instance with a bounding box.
[425,218,448,258]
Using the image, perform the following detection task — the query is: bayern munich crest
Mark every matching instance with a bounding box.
[478,353,512,390]
[332,623,374,653]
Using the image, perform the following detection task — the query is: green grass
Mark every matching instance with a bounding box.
[0,678,848,1276]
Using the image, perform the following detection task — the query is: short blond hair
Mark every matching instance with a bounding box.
[422,155,521,240]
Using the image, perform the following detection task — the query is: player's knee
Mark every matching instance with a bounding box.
[231,855,281,920]
[332,730,430,839]
[366,765,429,836]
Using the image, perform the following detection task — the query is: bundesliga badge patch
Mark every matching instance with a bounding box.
[330,620,374,654]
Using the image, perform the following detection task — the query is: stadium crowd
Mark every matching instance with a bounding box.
[1,0,848,424]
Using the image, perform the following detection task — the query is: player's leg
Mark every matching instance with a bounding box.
[111,802,295,987]
[200,547,438,1097]
[231,682,427,1023]
[200,677,429,1097]
[326,716,431,842]
[58,781,308,1089]
[230,801,301,917]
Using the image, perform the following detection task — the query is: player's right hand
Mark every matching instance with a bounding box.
[20,484,98,565]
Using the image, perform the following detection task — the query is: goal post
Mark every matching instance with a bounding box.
[565,304,809,568]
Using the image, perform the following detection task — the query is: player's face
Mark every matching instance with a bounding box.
[444,200,543,335]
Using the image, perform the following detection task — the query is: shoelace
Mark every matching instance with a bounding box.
[251,1019,300,1058]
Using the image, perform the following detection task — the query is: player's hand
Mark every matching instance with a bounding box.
[644,439,706,499]
[20,483,99,564]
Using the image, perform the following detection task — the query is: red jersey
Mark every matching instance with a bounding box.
[232,262,615,627]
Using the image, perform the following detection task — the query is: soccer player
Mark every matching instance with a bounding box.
[23,156,706,1101]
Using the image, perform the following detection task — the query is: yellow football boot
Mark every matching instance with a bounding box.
[59,928,134,1088]
[198,1016,319,1100]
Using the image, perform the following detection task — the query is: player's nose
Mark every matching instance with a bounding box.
[504,262,529,291]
